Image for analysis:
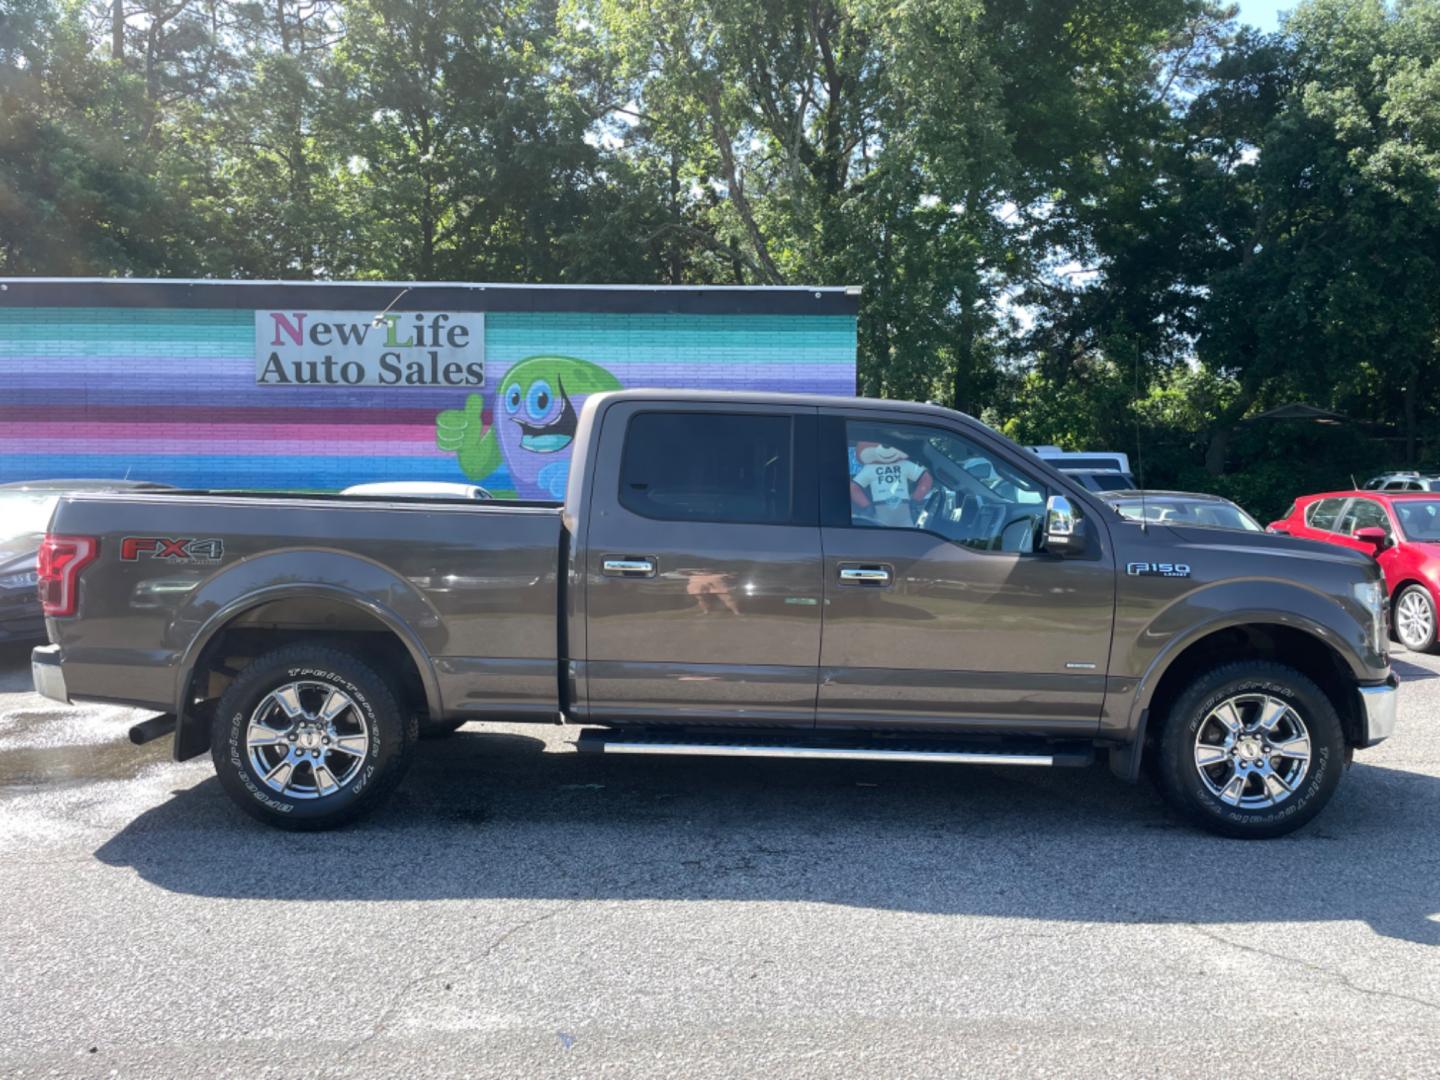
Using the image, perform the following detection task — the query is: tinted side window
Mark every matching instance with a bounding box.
[1306,498,1346,531]
[619,412,795,525]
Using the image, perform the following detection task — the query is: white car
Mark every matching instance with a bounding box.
[341,481,492,500]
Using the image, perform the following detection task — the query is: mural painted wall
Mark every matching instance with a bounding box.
[0,303,857,497]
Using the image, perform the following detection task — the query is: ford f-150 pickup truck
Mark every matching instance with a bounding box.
[31,391,1399,837]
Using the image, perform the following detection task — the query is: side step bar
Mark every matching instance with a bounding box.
[576,729,1093,768]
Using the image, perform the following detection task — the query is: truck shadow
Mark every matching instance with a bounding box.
[92,730,1440,945]
[1394,656,1438,681]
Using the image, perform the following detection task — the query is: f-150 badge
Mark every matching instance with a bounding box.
[1127,561,1191,578]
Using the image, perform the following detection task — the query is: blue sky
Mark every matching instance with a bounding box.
[1236,0,1289,31]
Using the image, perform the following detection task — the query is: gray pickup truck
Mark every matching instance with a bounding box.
[31,391,1398,837]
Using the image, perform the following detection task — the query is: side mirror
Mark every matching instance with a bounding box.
[1044,494,1085,555]
[1354,526,1389,552]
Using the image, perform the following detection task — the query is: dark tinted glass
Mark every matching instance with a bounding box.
[1087,473,1135,492]
[620,412,794,524]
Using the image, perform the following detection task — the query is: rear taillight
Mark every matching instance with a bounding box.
[37,535,98,617]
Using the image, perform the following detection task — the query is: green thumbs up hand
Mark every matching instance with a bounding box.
[435,393,501,481]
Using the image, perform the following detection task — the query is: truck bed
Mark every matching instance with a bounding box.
[44,491,565,723]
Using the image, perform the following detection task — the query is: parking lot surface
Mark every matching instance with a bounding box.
[1,643,1438,1078]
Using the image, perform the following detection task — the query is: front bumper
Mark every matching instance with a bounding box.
[1358,674,1400,747]
[31,644,68,704]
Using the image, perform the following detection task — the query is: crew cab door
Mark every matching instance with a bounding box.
[579,401,822,726]
[816,410,1115,734]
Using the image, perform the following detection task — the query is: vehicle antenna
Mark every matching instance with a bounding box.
[371,286,413,328]
[1133,336,1147,533]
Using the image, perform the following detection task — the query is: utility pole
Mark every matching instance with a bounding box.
[112,0,124,61]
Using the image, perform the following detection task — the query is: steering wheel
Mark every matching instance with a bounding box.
[914,486,946,530]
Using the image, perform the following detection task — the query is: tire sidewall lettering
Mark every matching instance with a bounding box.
[230,664,386,814]
[1168,666,1343,835]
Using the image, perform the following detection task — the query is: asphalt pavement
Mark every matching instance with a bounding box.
[1,642,1438,1078]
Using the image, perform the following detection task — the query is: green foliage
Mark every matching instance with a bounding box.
[1,0,1437,514]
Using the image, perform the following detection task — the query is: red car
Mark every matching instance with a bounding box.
[1269,491,1440,653]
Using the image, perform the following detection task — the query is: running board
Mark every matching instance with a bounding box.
[575,730,1093,768]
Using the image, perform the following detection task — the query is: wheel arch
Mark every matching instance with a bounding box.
[172,584,443,761]
[1139,622,1365,756]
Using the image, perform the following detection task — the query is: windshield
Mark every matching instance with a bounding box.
[1111,496,1261,531]
[0,493,59,541]
[1394,500,1440,542]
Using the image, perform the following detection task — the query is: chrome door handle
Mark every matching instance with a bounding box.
[839,566,891,585]
[603,557,656,578]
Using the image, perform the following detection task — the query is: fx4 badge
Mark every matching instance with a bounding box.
[1127,561,1191,578]
[121,537,225,564]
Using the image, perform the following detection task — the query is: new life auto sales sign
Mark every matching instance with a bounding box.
[255,310,486,387]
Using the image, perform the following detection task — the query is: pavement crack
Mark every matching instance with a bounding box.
[1183,923,1440,1015]
[340,908,563,1064]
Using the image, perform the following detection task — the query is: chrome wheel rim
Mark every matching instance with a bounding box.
[246,680,369,800]
[1396,590,1434,649]
[1193,693,1311,809]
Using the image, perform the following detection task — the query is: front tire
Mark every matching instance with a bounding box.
[1393,585,1438,653]
[211,643,417,830]
[1155,661,1344,839]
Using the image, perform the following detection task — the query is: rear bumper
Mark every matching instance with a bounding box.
[1357,674,1400,747]
[31,644,68,703]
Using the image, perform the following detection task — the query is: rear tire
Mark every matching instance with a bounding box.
[1154,661,1344,839]
[211,643,417,830]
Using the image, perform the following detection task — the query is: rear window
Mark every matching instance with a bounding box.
[619,412,795,525]
[1085,473,1136,492]
[1306,498,1346,530]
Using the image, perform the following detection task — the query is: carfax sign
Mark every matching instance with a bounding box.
[255,310,485,387]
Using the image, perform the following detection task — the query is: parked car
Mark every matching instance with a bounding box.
[1099,490,1263,532]
[1362,472,1440,493]
[1267,491,1440,652]
[341,481,493,500]
[1027,446,1138,491]
[1058,469,1139,492]
[32,391,1396,838]
[0,480,174,643]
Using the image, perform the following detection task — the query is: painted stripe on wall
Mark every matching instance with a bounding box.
[0,304,858,493]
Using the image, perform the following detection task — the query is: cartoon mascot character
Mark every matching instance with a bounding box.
[850,441,933,527]
[435,356,622,499]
